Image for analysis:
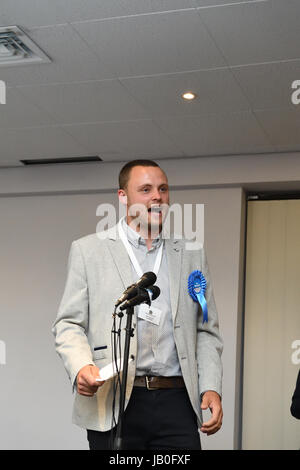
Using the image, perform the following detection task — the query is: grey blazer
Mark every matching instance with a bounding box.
[52,225,223,432]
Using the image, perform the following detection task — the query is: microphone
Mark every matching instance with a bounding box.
[119,285,160,311]
[115,272,157,307]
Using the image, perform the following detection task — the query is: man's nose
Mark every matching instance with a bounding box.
[151,188,161,200]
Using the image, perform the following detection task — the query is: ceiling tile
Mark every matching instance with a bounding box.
[0,0,68,28]
[196,0,265,6]
[0,0,198,28]
[72,10,226,77]
[254,108,300,149]
[156,111,274,156]
[0,24,115,87]
[231,60,300,111]
[0,87,55,129]
[121,68,250,117]
[62,120,184,160]
[0,126,90,161]
[198,0,300,66]
[16,80,150,124]
[62,0,198,22]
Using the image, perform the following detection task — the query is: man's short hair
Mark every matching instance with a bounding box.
[119,159,161,190]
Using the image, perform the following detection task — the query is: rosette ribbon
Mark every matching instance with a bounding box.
[188,270,208,323]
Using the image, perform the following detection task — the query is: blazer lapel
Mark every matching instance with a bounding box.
[105,228,133,290]
[165,238,182,322]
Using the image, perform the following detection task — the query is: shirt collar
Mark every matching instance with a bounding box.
[120,216,162,250]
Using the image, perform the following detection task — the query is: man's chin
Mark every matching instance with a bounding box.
[147,215,163,235]
[136,215,161,234]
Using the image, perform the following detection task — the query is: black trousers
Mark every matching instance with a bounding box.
[87,386,201,450]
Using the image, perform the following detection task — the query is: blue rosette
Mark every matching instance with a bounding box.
[188,270,208,323]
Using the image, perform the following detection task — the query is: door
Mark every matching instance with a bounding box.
[242,199,300,449]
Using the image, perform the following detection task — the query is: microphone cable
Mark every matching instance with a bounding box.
[110,305,123,449]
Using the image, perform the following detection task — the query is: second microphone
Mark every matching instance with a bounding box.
[119,285,160,311]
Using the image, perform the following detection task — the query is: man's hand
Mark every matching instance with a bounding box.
[200,390,223,435]
[76,364,105,397]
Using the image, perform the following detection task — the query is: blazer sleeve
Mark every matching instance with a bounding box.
[290,370,300,419]
[196,247,223,398]
[52,241,95,390]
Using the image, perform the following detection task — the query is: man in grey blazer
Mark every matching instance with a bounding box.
[52,159,223,450]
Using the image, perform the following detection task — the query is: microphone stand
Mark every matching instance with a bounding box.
[113,305,134,451]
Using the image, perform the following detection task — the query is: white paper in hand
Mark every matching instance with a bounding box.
[95,357,133,381]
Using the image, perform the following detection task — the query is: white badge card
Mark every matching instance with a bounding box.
[137,304,162,326]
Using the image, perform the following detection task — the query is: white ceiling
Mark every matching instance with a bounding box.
[0,0,300,167]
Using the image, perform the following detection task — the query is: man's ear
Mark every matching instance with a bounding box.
[118,189,127,206]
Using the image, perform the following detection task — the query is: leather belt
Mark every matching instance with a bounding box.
[134,376,185,390]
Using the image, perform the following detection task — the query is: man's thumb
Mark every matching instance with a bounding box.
[201,397,208,410]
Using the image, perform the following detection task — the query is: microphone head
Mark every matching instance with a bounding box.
[138,271,157,288]
[119,285,161,310]
[147,285,160,301]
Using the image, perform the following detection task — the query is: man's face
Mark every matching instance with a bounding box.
[118,166,169,232]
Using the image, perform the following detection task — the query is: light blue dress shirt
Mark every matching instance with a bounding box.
[121,217,182,377]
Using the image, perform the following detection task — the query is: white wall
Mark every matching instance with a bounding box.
[0,192,118,450]
[1,152,300,195]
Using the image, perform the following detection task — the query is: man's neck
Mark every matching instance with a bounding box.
[126,216,161,250]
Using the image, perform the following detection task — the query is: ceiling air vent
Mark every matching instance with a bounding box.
[20,156,103,165]
[0,26,51,66]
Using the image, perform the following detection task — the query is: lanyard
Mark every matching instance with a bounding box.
[118,217,164,279]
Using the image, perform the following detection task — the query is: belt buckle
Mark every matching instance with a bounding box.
[145,376,158,390]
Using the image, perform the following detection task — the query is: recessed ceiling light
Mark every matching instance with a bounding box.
[182,91,197,101]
